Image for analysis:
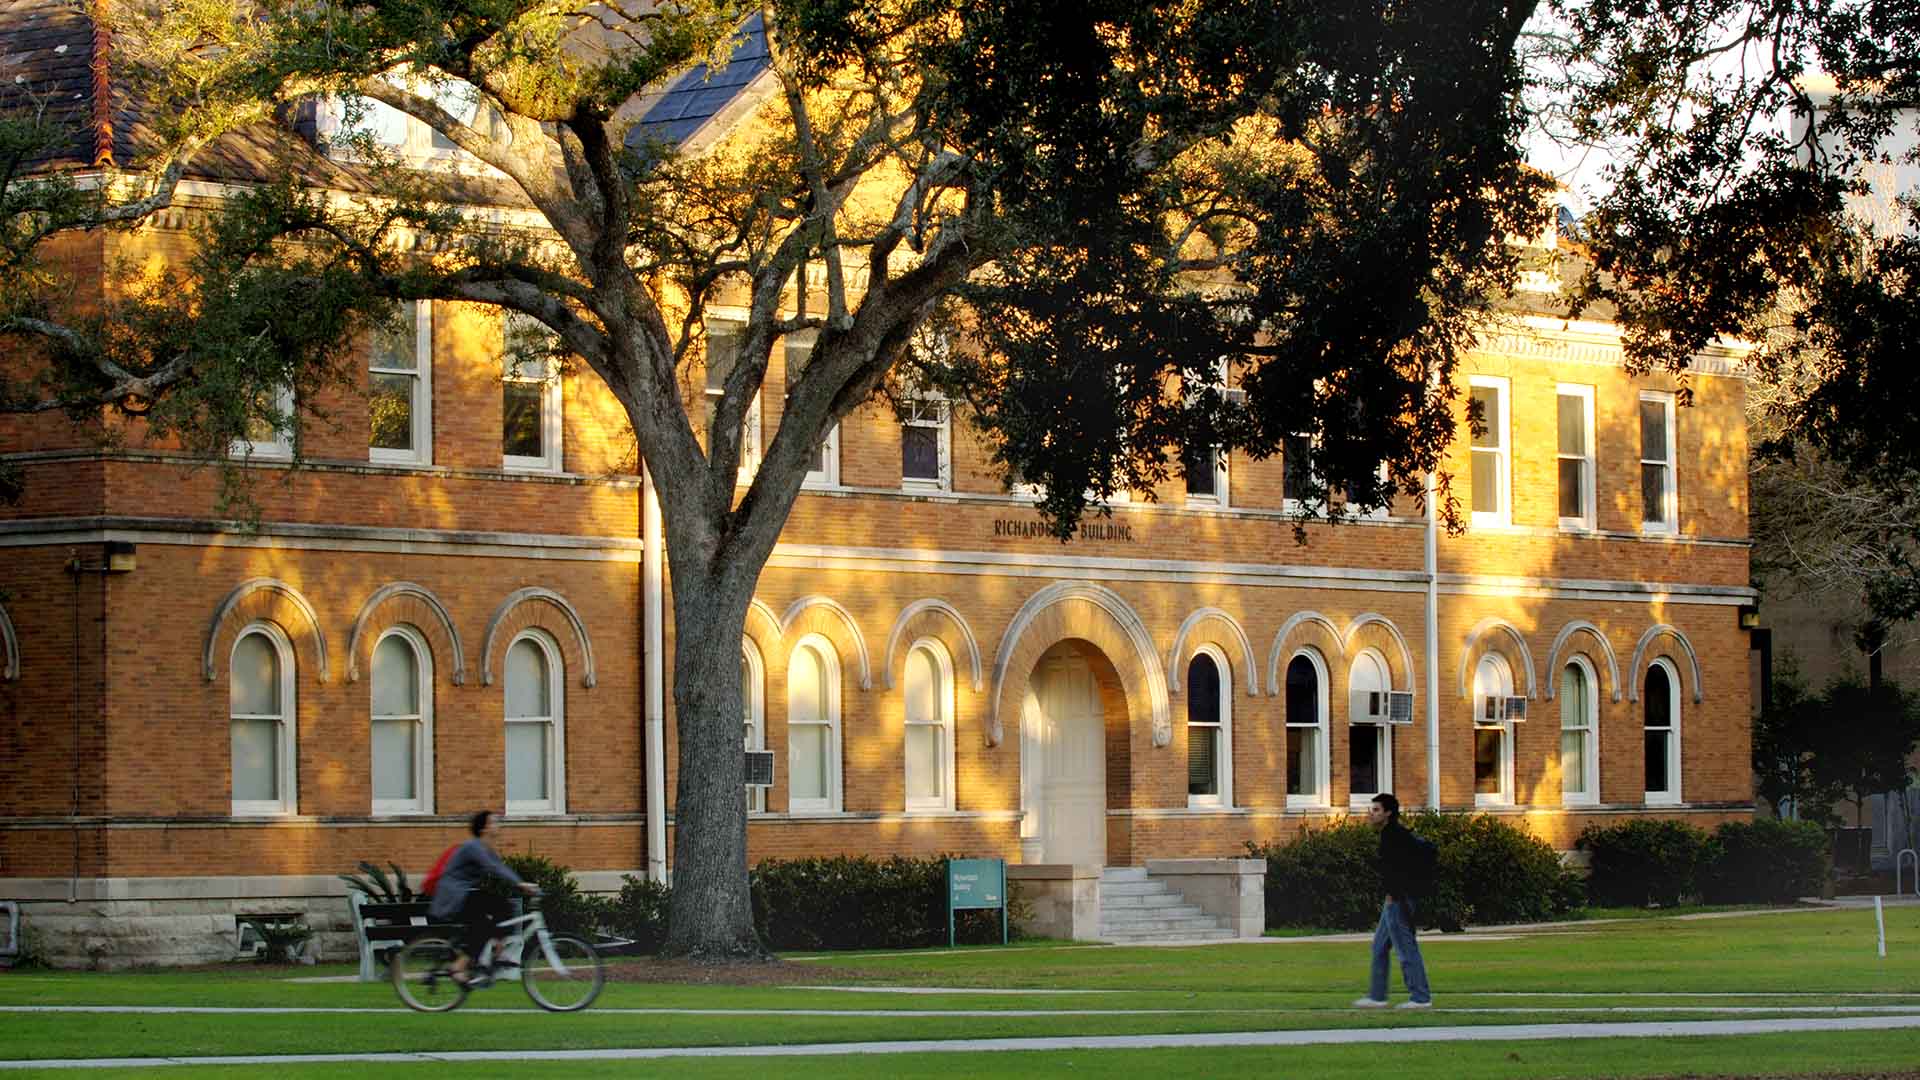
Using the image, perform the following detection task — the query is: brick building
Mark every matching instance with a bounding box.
[0,3,1758,964]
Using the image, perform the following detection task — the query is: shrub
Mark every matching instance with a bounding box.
[1577,819,1711,907]
[1701,818,1830,904]
[608,875,672,953]
[749,855,1026,950]
[1248,812,1581,932]
[496,853,611,937]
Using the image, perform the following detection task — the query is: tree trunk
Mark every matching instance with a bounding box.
[659,564,765,961]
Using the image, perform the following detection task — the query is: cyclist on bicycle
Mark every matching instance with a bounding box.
[429,809,537,985]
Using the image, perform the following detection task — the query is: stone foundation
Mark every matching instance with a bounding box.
[1007,864,1101,941]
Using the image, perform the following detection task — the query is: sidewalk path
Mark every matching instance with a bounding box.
[5,1014,1919,1070]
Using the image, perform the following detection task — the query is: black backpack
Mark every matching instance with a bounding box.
[1407,833,1439,897]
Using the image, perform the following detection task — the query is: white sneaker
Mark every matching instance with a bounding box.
[1352,997,1390,1008]
[1397,1000,1432,1010]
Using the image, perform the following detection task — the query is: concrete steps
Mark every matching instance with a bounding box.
[1096,866,1235,943]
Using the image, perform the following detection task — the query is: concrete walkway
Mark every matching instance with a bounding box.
[5,1015,1919,1070]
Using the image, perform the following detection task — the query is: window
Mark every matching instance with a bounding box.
[235,384,295,461]
[1557,384,1595,530]
[1347,649,1392,805]
[504,630,565,815]
[1468,376,1509,525]
[1187,649,1233,807]
[901,393,951,490]
[1184,444,1229,506]
[1644,660,1681,804]
[1282,433,1315,508]
[231,624,296,816]
[319,80,492,161]
[743,643,765,814]
[704,320,761,480]
[783,331,839,486]
[1560,659,1598,806]
[1472,654,1515,806]
[502,312,563,472]
[787,637,842,813]
[903,641,955,813]
[1640,391,1676,533]
[1285,651,1328,806]
[369,300,432,465]
[371,627,433,814]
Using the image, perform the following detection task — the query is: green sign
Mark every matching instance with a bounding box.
[947,858,1008,947]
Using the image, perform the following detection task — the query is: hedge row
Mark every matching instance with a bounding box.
[1578,817,1829,906]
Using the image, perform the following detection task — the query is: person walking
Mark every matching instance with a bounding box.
[1354,792,1433,1009]
[428,809,538,986]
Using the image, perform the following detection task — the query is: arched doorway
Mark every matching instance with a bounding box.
[1021,644,1109,865]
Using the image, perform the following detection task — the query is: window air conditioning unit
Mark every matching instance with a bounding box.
[744,750,776,788]
[1478,695,1529,723]
[1386,691,1415,725]
[1504,695,1528,722]
[1350,689,1389,722]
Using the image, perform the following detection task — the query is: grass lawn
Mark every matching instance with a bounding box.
[0,906,1915,1076]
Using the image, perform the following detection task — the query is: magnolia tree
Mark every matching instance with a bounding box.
[2,0,1917,958]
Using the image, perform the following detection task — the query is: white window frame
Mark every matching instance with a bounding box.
[1347,648,1393,808]
[503,628,566,816]
[903,639,956,814]
[230,622,297,817]
[704,317,762,483]
[1556,383,1596,531]
[233,384,295,461]
[900,393,952,492]
[369,300,433,466]
[783,331,840,488]
[1284,648,1330,809]
[1186,645,1234,809]
[1560,656,1599,807]
[370,625,434,816]
[1468,375,1510,527]
[1183,359,1231,509]
[1639,390,1678,534]
[1644,658,1683,805]
[1472,653,1516,807]
[786,634,843,815]
[743,640,766,815]
[501,312,564,473]
[1281,432,1317,514]
[316,80,485,164]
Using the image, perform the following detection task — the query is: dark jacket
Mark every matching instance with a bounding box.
[1378,819,1423,901]
[427,838,524,921]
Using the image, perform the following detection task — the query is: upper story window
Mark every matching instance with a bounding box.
[1284,650,1328,807]
[704,320,761,481]
[787,636,842,814]
[903,640,955,813]
[1557,384,1596,531]
[369,300,433,466]
[743,642,765,814]
[502,312,563,472]
[1472,653,1515,806]
[235,384,295,461]
[783,331,839,487]
[1644,660,1681,804]
[1640,391,1677,533]
[1282,433,1315,508]
[1187,649,1232,807]
[1347,648,1392,805]
[231,623,297,816]
[1560,658,1598,806]
[901,392,952,491]
[1468,376,1510,526]
[371,627,434,815]
[504,630,565,815]
[1183,360,1231,508]
[317,80,507,165]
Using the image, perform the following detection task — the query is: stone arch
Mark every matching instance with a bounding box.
[1342,613,1416,691]
[345,582,467,686]
[780,595,872,691]
[747,598,783,647]
[992,581,1171,749]
[0,601,16,680]
[884,599,985,693]
[1546,620,1622,703]
[1456,617,1537,699]
[1166,607,1259,696]
[1628,623,1704,704]
[481,587,597,689]
[203,578,330,683]
[1265,611,1346,696]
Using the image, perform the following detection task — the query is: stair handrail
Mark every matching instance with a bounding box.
[1898,848,1919,898]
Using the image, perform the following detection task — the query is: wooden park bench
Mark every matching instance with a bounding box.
[346,892,459,982]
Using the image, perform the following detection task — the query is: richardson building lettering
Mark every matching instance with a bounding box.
[994,519,1135,542]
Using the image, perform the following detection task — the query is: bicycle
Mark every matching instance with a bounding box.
[390,891,605,1013]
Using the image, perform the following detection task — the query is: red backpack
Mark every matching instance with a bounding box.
[419,843,460,897]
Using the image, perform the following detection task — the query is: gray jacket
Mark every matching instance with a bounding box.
[427,838,524,921]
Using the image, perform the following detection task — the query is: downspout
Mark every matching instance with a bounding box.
[1425,469,1441,811]
[642,469,668,884]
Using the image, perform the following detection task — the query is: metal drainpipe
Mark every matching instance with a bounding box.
[1425,469,1441,811]
[642,469,668,884]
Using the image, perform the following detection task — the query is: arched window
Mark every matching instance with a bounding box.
[743,641,765,814]
[1187,649,1232,807]
[1348,649,1391,805]
[1644,660,1681,804]
[231,623,296,816]
[903,640,955,813]
[1473,654,1515,806]
[504,630,565,815]
[1285,651,1328,806]
[371,627,433,814]
[787,636,841,814]
[1560,659,1598,805]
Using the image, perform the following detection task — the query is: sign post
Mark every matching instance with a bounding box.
[946,858,1008,948]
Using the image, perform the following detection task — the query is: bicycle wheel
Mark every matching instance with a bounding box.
[520,933,604,1012]
[391,936,470,1013]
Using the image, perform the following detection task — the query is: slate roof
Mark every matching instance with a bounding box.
[0,0,107,167]
[627,10,769,152]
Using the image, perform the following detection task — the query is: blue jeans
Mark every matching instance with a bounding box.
[1369,897,1431,1003]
